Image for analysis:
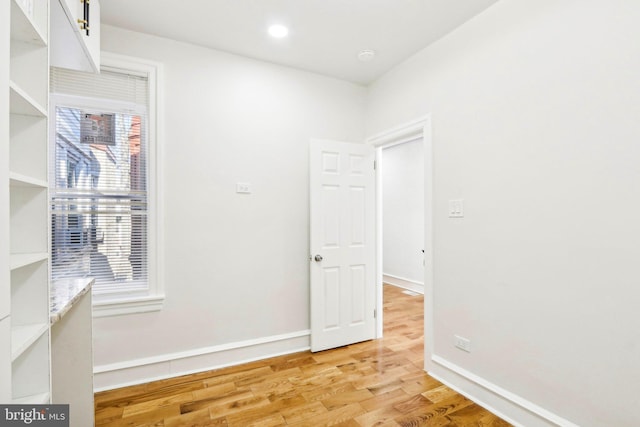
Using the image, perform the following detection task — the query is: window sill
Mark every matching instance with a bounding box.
[92,294,165,318]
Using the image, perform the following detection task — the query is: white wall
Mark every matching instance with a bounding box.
[93,25,366,388]
[368,1,640,426]
[382,139,424,287]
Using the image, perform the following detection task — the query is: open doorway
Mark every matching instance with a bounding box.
[368,116,432,361]
[381,138,425,299]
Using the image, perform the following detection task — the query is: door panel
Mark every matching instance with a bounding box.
[310,139,376,352]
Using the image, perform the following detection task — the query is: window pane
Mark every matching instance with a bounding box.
[52,106,148,289]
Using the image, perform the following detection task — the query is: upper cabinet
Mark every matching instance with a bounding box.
[50,0,100,73]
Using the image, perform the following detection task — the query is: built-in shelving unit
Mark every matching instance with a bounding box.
[2,0,99,411]
[7,0,51,404]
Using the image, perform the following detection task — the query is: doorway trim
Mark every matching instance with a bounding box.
[366,114,434,371]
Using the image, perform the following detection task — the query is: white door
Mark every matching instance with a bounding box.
[310,139,376,352]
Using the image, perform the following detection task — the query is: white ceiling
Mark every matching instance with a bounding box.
[100,0,499,85]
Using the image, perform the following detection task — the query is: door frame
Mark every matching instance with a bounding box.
[366,114,434,372]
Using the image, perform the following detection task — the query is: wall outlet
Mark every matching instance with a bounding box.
[454,335,471,352]
[236,182,252,194]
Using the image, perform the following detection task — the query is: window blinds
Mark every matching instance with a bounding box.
[50,67,149,292]
[51,66,148,106]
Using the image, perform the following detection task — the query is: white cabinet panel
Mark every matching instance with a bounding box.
[1,0,10,323]
[60,0,80,24]
[50,0,100,73]
[51,290,94,427]
[0,317,11,403]
[81,0,100,70]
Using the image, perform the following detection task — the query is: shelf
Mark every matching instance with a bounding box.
[9,114,48,183]
[11,320,50,402]
[10,0,47,46]
[9,81,47,117]
[12,392,51,405]
[10,185,48,255]
[10,253,48,271]
[11,323,48,361]
[9,172,48,189]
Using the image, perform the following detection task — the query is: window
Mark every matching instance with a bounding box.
[50,53,164,316]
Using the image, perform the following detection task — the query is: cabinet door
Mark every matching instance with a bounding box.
[61,0,81,26]
[80,0,100,71]
[50,0,100,73]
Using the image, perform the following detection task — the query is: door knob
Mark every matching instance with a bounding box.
[314,254,323,262]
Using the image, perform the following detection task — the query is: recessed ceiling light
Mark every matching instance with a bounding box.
[268,25,289,38]
[357,49,376,62]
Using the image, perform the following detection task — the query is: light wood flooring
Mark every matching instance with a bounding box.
[95,285,511,426]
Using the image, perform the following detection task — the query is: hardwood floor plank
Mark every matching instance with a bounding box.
[394,394,476,427]
[122,390,195,417]
[270,354,316,372]
[280,401,328,424]
[288,403,365,427]
[421,385,459,403]
[321,389,375,410]
[192,382,238,401]
[95,285,511,427]
[300,383,358,403]
[95,381,207,411]
[351,366,412,390]
[206,395,271,419]
[236,367,302,389]
[163,407,220,427]
[354,405,403,427]
[203,366,274,387]
[364,378,405,396]
[225,395,306,425]
[95,406,124,426]
[328,419,361,427]
[400,373,443,396]
[183,390,257,415]
[234,413,286,427]
[392,393,433,415]
[359,388,411,412]
[446,404,513,427]
[111,404,180,427]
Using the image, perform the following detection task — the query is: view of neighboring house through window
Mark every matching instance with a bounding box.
[50,66,151,296]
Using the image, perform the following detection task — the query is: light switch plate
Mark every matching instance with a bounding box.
[236,183,252,194]
[448,199,464,218]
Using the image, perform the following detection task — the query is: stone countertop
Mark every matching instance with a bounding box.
[50,277,94,325]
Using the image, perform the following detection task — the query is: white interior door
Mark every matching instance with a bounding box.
[310,139,376,352]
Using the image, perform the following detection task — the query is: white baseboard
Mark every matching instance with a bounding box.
[430,355,580,427]
[383,273,424,294]
[93,330,311,392]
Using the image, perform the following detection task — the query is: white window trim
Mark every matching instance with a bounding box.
[51,52,165,317]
